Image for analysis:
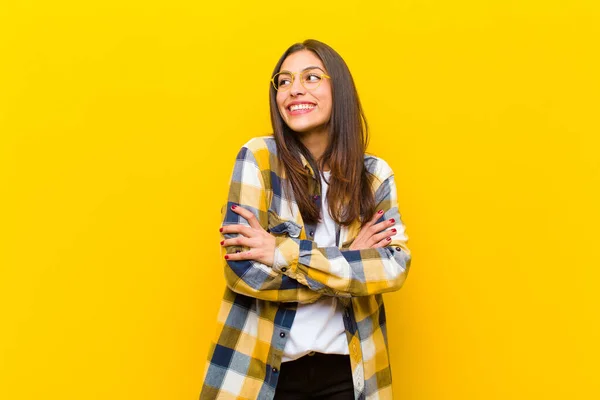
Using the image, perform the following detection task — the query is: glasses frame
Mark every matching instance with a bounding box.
[271,70,331,92]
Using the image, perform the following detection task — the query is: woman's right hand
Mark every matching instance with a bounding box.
[348,210,397,250]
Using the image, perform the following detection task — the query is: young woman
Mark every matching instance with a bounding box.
[200,39,411,400]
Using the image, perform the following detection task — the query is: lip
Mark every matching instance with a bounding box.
[285,101,317,116]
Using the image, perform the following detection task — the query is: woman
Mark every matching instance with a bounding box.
[200,39,411,400]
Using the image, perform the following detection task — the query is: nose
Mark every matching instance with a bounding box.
[290,74,306,96]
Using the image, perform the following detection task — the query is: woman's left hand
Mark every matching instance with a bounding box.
[220,205,276,267]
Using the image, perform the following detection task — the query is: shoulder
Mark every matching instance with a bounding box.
[235,135,277,167]
[241,135,277,155]
[237,135,277,171]
[364,154,394,183]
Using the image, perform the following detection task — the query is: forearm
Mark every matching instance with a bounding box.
[272,236,411,297]
[222,205,323,303]
[219,142,322,303]
[223,257,322,303]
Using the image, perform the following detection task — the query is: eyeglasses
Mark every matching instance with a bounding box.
[271,69,331,92]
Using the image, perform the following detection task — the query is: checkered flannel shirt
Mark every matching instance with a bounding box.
[200,136,411,399]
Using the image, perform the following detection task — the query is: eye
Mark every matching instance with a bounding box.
[278,76,292,87]
[304,73,321,82]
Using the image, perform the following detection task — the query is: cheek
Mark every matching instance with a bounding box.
[276,93,286,110]
[316,87,333,113]
[321,94,333,116]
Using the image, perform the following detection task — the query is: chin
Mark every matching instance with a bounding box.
[286,120,328,134]
[288,125,315,133]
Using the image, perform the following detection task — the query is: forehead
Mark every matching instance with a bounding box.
[280,50,325,72]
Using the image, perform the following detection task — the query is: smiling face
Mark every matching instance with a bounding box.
[275,50,333,136]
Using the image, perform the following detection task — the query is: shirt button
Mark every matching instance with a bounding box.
[281,267,287,272]
[280,332,285,338]
[272,367,278,373]
[395,246,402,251]
[309,230,314,237]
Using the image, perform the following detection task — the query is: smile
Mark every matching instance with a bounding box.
[287,103,316,115]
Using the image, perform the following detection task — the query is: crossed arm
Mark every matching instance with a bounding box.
[220,144,411,302]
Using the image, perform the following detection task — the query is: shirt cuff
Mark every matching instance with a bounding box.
[272,237,300,276]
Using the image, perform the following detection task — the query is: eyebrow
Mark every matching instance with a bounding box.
[279,66,326,74]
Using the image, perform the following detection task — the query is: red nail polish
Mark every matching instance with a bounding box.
[231,205,237,210]
[219,228,223,232]
[224,255,229,260]
[378,210,384,214]
[220,240,224,245]
[387,237,392,241]
[392,229,397,233]
[390,218,395,224]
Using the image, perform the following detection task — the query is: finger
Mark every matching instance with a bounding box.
[220,224,254,237]
[363,221,395,248]
[371,228,397,245]
[371,236,392,248]
[372,209,386,222]
[230,205,262,230]
[355,209,385,243]
[370,217,396,235]
[221,236,253,248]
[224,250,257,261]
[365,209,385,229]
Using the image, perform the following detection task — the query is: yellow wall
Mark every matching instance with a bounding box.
[1,1,598,399]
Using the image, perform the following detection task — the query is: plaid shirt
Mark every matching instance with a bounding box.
[200,136,411,400]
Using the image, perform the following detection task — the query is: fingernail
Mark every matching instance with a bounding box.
[231,205,237,210]
[219,228,223,232]
[224,255,229,260]
[387,237,392,241]
[392,229,397,233]
[389,218,395,223]
[220,240,224,245]
[378,210,384,214]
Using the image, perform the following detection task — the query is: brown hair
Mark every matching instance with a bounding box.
[269,39,375,226]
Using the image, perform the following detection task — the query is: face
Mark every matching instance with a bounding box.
[275,50,333,135]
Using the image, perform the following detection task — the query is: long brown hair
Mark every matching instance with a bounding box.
[269,39,375,226]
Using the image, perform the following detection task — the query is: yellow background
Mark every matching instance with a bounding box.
[1,1,599,399]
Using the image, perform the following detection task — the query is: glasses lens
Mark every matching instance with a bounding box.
[274,73,293,91]
[301,70,323,90]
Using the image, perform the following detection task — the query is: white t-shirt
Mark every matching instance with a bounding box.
[282,170,349,362]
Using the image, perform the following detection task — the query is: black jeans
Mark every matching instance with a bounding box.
[274,352,355,400]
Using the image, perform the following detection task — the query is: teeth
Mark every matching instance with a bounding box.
[289,103,315,111]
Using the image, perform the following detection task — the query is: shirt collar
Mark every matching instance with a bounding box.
[299,153,317,179]
[299,153,309,168]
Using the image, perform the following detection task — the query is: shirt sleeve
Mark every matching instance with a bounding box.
[221,142,322,304]
[271,172,412,297]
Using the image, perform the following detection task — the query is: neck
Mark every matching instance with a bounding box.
[297,126,330,170]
